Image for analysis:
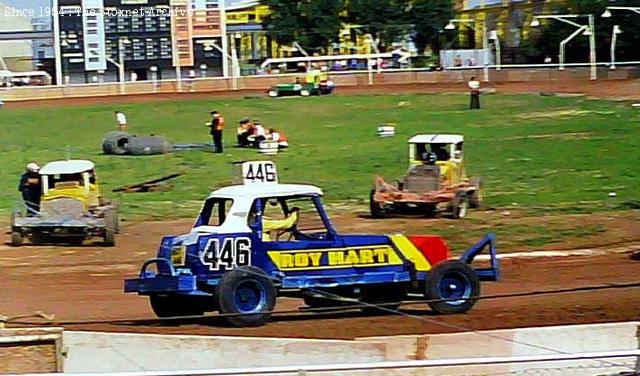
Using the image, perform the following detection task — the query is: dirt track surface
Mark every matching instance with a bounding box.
[6,79,640,109]
[2,214,639,339]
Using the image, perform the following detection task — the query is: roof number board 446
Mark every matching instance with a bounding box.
[242,161,278,185]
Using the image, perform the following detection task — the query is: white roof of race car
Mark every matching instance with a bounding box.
[40,160,95,175]
[408,134,464,144]
[208,183,323,200]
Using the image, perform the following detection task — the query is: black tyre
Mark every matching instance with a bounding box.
[103,229,115,247]
[11,231,22,247]
[469,178,483,209]
[103,210,117,246]
[425,260,480,314]
[102,131,132,155]
[217,266,276,327]
[150,294,206,318]
[452,191,469,219]
[369,189,386,218]
[126,136,173,155]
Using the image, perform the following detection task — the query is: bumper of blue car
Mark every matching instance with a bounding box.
[124,258,199,294]
[124,274,197,294]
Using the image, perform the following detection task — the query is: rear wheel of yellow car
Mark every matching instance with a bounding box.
[469,178,483,209]
[452,191,469,219]
[369,189,386,218]
[11,232,22,247]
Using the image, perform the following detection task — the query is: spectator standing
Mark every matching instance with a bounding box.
[115,111,128,131]
[468,76,481,110]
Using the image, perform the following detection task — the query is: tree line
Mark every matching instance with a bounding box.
[262,0,640,63]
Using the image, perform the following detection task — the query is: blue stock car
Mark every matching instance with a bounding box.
[124,162,500,327]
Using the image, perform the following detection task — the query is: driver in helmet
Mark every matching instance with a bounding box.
[408,152,439,175]
[18,162,42,216]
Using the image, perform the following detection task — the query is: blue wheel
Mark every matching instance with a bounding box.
[425,260,479,314]
[234,280,267,313]
[218,266,276,327]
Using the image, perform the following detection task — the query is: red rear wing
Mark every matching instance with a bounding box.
[408,236,451,266]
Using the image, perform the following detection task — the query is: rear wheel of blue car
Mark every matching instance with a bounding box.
[425,260,479,314]
[149,294,206,318]
[217,266,276,327]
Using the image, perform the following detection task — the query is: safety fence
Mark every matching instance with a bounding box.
[0,63,639,102]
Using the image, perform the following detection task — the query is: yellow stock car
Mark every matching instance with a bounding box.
[11,160,119,246]
[371,134,483,219]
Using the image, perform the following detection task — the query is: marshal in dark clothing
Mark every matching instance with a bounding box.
[18,163,42,216]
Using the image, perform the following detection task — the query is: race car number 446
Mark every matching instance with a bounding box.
[242,161,278,184]
[201,237,252,271]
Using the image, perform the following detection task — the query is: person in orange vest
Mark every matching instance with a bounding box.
[266,128,289,149]
[208,110,225,153]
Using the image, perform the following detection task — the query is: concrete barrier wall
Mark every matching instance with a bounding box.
[359,321,640,376]
[4,322,634,375]
[61,322,639,374]
[2,66,639,102]
[62,331,387,373]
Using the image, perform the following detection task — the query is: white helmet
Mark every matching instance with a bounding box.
[26,162,40,172]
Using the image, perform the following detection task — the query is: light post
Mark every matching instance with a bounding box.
[445,19,489,82]
[150,65,158,92]
[530,14,596,80]
[118,37,131,94]
[609,25,622,70]
[60,40,69,85]
[201,40,239,89]
[489,30,501,71]
[602,7,640,70]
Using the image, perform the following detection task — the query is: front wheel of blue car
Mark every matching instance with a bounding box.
[425,260,479,315]
[217,266,277,327]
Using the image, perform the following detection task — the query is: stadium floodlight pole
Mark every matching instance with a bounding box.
[445,19,489,82]
[530,14,596,80]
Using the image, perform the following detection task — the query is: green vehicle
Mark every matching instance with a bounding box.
[268,70,335,98]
